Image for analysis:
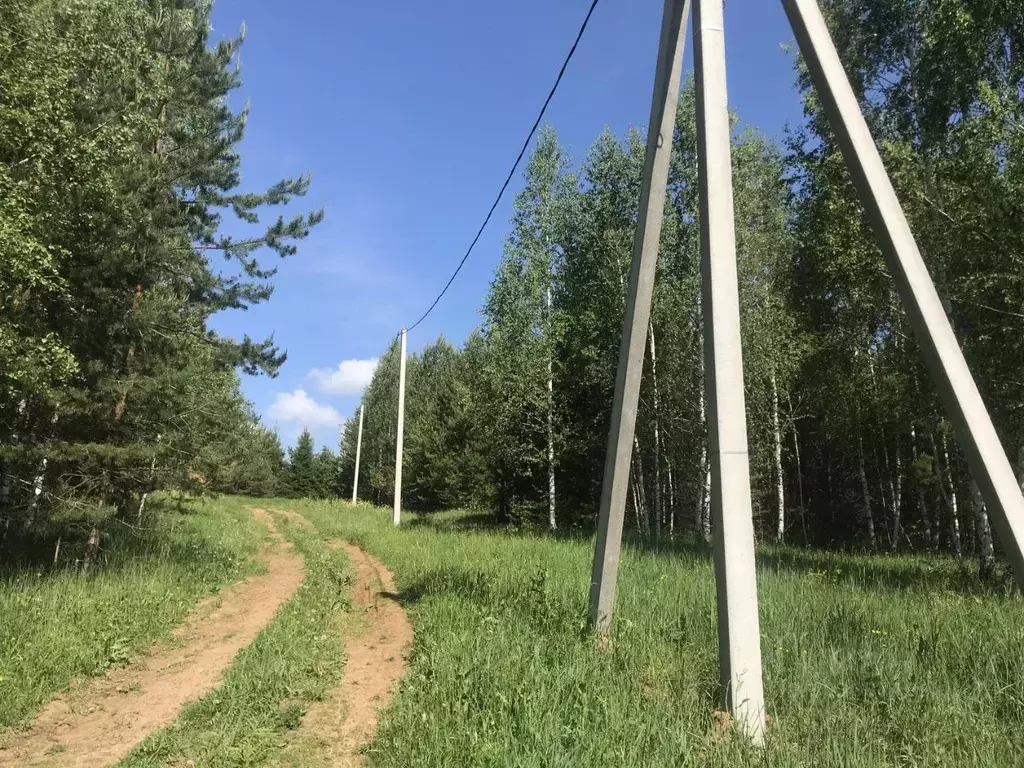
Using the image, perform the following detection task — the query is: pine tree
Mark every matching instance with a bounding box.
[287,430,318,499]
[0,0,322,544]
[314,447,338,500]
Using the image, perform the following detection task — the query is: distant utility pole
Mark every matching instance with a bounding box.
[351,405,364,504]
[393,328,408,526]
[780,0,1024,588]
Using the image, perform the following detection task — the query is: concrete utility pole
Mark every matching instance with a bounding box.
[393,328,408,527]
[781,0,1024,589]
[588,0,690,633]
[693,0,765,741]
[352,405,364,505]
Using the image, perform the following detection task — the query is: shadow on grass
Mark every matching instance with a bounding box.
[0,498,245,584]
[405,511,504,533]
[404,509,1007,597]
[381,562,586,634]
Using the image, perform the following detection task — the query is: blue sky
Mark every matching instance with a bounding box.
[207,0,806,448]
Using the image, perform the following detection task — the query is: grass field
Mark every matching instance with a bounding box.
[4,496,1023,766]
[0,495,267,728]
[291,500,1024,767]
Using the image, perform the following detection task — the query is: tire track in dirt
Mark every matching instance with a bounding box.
[0,508,305,768]
[279,516,412,768]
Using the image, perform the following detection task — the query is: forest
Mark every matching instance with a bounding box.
[2,0,1022,583]
[0,0,322,566]
[343,1,1024,583]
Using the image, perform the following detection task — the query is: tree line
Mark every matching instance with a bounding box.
[347,0,1024,580]
[0,0,321,566]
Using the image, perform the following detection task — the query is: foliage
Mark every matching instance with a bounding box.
[0,0,319,546]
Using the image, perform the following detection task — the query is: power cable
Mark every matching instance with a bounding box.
[404,0,601,333]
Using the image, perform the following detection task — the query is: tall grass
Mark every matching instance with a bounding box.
[0,496,266,727]
[293,501,1024,767]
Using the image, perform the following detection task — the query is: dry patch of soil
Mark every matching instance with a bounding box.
[0,508,305,768]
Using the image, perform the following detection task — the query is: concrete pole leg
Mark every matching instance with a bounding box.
[588,0,691,633]
[693,0,766,742]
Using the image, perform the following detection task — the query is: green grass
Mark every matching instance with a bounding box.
[6,496,1022,766]
[0,495,266,728]
[285,500,1024,768]
[120,508,352,768]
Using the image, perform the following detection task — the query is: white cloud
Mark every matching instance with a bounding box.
[308,358,378,395]
[266,389,341,429]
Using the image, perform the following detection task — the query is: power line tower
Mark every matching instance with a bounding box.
[589,0,1024,744]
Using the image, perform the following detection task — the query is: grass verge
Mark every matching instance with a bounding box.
[119,508,352,768]
[0,495,266,728]
[289,500,1024,768]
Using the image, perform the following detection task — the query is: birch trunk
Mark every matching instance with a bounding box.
[858,435,877,549]
[891,446,903,551]
[696,300,710,542]
[970,478,996,580]
[911,425,933,547]
[791,418,808,545]
[632,475,642,533]
[882,436,899,549]
[939,431,962,557]
[139,450,158,525]
[696,369,711,542]
[701,455,711,543]
[24,458,47,532]
[648,322,663,539]
[771,370,785,542]
[666,460,676,538]
[633,435,649,536]
[82,526,101,575]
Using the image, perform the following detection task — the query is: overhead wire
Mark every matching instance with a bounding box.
[404,0,601,333]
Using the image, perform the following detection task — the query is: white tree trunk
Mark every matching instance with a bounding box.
[881,436,899,548]
[792,429,808,544]
[696,385,711,542]
[633,435,649,536]
[891,446,903,550]
[82,526,101,575]
[24,458,48,531]
[940,432,962,556]
[970,478,996,580]
[139,451,158,525]
[771,370,785,542]
[858,436,877,549]
[911,425,933,547]
[648,322,662,539]
[666,460,676,538]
